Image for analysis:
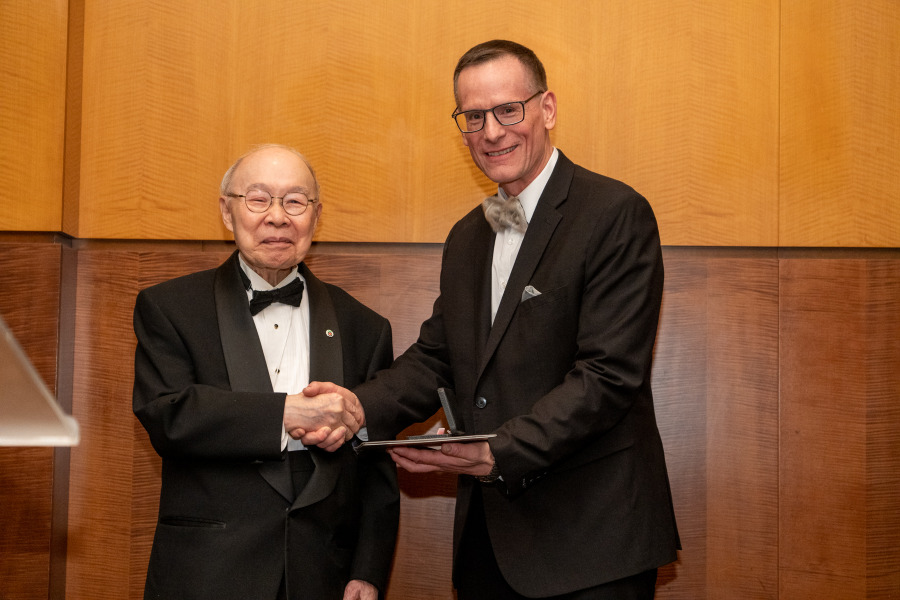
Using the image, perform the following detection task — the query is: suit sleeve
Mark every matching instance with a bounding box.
[132,288,285,461]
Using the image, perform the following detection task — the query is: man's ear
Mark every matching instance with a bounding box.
[541,90,557,131]
[312,201,323,229]
[219,196,234,232]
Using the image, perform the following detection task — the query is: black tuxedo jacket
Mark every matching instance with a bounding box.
[133,251,399,600]
[357,152,679,596]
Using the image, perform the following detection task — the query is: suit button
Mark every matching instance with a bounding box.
[475,397,488,409]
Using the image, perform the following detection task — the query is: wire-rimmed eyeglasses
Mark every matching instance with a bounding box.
[226,190,318,216]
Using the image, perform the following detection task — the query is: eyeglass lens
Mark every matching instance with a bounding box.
[243,190,312,216]
[455,102,526,133]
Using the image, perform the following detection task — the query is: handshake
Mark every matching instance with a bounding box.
[283,381,363,453]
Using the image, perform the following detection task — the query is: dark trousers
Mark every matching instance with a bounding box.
[456,487,657,600]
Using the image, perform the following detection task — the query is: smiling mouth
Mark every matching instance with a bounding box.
[487,146,516,157]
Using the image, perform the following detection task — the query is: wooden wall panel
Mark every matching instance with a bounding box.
[780,256,900,598]
[780,0,900,246]
[0,0,68,232]
[65,250,229,599]
[62,0,85,237]
[652,255,710,598]
[704,255,779,596]
[3,239,897,598]
[64,251,143,600]
[71,0,781,246]
[653,250,780,599]
[780,259,867,597]
[552,1,779,246]
[865,261,900,596]
[0,245,67,599]
[7,1,900,247]
[76,2,234,240]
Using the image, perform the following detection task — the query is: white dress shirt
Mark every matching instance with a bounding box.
[238,256,310,451]
[490,148,559,322]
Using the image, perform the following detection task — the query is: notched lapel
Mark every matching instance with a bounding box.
[479,155,575,378]
[471,223,496,352]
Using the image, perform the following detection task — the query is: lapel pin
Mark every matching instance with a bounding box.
[326,329,334,338]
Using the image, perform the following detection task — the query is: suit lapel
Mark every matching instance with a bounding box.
[477,155,574,379]
[471,224,496,355]
[292,264,344,510]
[302,263,344,386]
[216,251,295,502]
[216,251,273,393]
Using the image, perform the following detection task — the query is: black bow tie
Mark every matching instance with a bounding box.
[482,194,527,233]
[248,277,305,316]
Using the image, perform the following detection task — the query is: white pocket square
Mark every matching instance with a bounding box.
[521,285,541,302]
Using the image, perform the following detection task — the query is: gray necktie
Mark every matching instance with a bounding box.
[482,195,527,233]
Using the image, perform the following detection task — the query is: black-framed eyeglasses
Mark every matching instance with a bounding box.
[226,190,318,216]
[451,91,545,133]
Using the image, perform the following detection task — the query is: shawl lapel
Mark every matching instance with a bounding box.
[291,263,345,510]
[477,154,574,381]
[216,251,272,393]
[214,251,295,502]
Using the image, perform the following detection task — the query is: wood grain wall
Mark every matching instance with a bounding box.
[1,241,897,598]
[1,0,899,598]
[0,243,76,600]
[1,0,897,246]
[0,1,68,233]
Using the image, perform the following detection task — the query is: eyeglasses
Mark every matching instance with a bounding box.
[451,91,545,133]
[226,190,318,216]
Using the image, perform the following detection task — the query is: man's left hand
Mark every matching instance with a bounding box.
[388,438,494,477]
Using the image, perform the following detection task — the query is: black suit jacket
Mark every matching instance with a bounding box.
[133,251,399,600]
[357,152,679,596]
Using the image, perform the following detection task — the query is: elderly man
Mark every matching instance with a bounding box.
[310,40,680,599]
[133,144,399,600]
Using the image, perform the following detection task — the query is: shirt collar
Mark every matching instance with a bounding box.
[237,254,301,291]
[497,147,559,223]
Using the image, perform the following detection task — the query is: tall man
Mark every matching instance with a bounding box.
[311,40,680,599]
[133,144,399,600]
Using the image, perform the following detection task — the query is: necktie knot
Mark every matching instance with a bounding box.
[248,278,305,315]
[482,194,527,233]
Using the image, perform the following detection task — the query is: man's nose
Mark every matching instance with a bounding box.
[481,111,505,141]
[265,199,290,224]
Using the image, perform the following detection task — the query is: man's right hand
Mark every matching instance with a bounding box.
[283,381,366,452]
